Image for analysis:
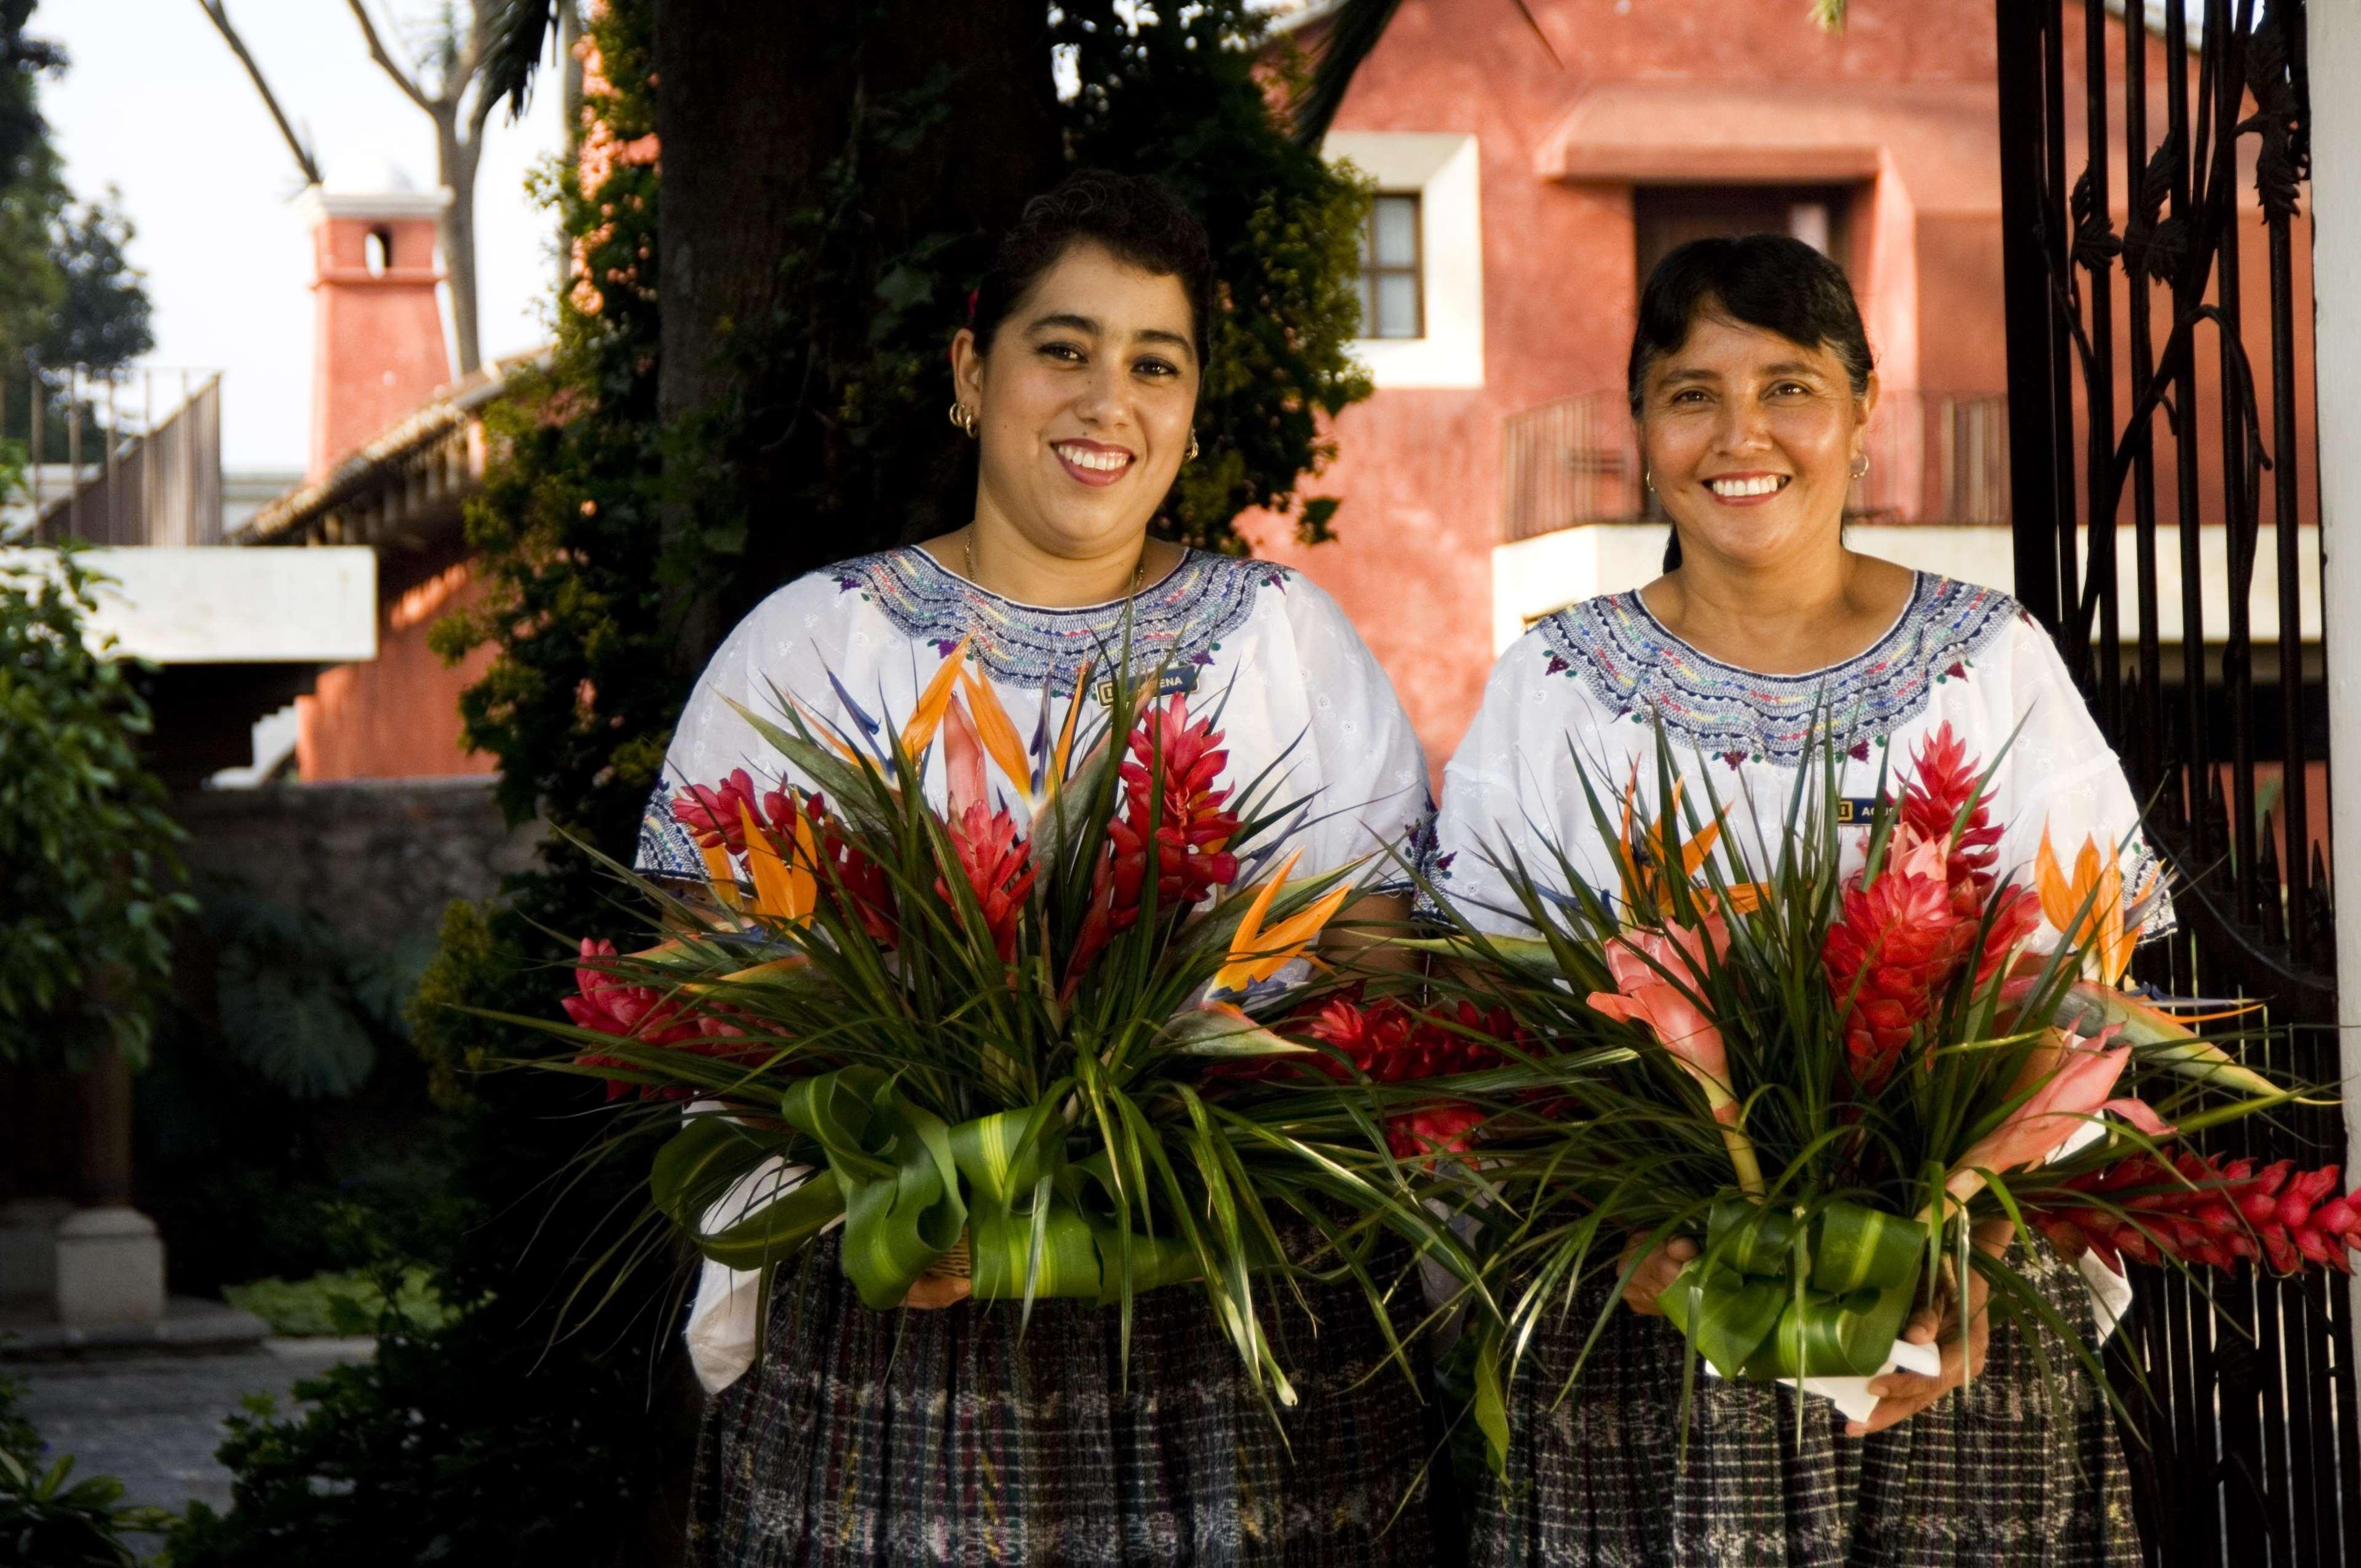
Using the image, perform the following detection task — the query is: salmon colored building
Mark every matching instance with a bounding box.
[1247,0,2319,778]
[241,168,504,782]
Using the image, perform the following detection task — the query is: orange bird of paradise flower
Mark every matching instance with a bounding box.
[733,801,819,924]
[1213,850,1355,995]
[1613,775,1761,917]
[2034,827,2151,984]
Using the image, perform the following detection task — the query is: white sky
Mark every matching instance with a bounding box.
[44,1,567,470]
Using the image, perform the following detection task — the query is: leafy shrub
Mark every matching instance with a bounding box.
[162,1275,700,1568]
[202,892,436,1100]
[0,1449,172,1567]
[0,1366,35,1463]
[223,1267,455,1339]
[136,886,468,1296]
[0,547,192,1071]
[0,1366,173,1567]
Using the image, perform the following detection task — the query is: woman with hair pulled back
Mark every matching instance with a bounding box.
[1429,236,2165,1564]
[635,169,1438,1566]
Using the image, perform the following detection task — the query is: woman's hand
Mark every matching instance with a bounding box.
[1321,892,1419,974]
[901,1270,973,1310]
[1619,1232,1699,1317]
[1850,1217,2014,1436]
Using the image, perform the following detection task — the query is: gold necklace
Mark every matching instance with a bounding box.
[964,525,1148,599]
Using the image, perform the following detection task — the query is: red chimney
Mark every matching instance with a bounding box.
[299,164,453,481]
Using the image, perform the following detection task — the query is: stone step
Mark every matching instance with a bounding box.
[0,1295,270,1357]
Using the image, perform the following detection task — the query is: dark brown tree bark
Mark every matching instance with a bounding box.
[654,0,1061,671]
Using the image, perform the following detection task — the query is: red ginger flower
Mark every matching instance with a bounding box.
[1217,986,1516,1160]
[801,792,898,947]
[1825,724,2035,1093]
[672,768,786,857]
[1823,831,1975,1091]
[1898,724,2004,915]
[562,938,763,1101]
[1118,695,1242,907]
[2030,1152,2361,1276]
[1825,818,2040,1093]
[1282,987,1512,1083]
[936,801,1036,964]
[1389,1104,1489,1161]
[1068,695,1242,984]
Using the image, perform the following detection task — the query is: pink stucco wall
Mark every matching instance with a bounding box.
[1242,1,2314,778]
[297,540,494,782]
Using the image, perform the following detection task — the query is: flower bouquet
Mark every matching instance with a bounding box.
[1414,724,2351,1455]
[533,643,1456,1396]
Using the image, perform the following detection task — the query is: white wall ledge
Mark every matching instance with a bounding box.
[2,547,378,665]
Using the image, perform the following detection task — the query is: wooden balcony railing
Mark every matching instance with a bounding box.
[1498,388,2011,544]
[1,365,225,548]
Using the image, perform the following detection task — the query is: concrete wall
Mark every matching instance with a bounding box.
[0,779,534,1206]
[175,775,536,947]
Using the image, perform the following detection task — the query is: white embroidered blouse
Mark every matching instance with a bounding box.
[635,545,1431,1391]
[1429,571,2172,947]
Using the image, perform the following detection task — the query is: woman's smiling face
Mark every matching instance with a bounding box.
[953,239,1200,563]
[1638,308,1875,573]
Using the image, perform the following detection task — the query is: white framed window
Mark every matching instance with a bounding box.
[1323,132,1483,389]
[1357,194,1424,339]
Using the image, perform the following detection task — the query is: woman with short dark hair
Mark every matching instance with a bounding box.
[1430,234,2164,1566]
[640,168,1440,1567]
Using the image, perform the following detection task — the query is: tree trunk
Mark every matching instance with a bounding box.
[438,109,484,378]
[557,3,585,301]
[653,0,1060,673]
[77,1047,133,1209]
[560,1,585,133]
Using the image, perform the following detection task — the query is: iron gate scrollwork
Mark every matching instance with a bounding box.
[1998,1,2355,1562]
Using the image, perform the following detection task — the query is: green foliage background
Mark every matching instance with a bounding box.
[0,5,172,1071]
[1060,2,1372,547]
[173,2,1376,1560]
[0,550,190,1070]
[0,2,157,457]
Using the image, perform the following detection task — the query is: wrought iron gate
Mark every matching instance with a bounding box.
[1997,1,2356,1561]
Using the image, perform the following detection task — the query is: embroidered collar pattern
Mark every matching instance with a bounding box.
[832,547,1284,690]
[1534,572,2020,766]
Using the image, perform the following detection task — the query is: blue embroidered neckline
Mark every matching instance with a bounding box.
[1533,572,2022,766]
[831,546,1284,690]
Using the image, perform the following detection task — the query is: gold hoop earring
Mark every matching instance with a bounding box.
[948,402,978,438]
[1849,453,1870,480]
[1187,432,1200,461]
[1643,467,1654,493]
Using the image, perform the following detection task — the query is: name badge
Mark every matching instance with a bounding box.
[1092,665,1199,707]
[1832,796,1886,825]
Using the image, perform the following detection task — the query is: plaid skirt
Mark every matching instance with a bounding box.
[1471,1240,2137,1568]
[688,1232,1441,1568]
